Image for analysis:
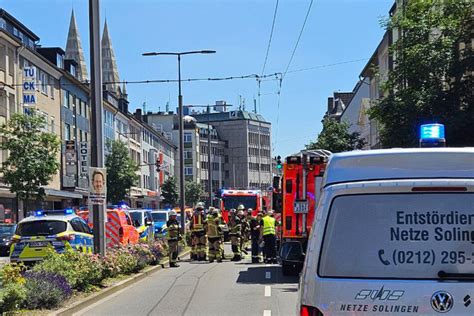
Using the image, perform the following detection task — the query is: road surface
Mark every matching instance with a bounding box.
[75,244,299,316]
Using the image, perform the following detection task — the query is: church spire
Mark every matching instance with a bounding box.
[65,10,88,82]
[101,19,120,94]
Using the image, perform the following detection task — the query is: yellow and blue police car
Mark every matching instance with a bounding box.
[10,209,94,263]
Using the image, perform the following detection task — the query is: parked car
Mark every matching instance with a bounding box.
[0,223,16,256]
[298,148,474,316]
[129,209,155,241]
[10,209,93,263]
[151,210,168,238]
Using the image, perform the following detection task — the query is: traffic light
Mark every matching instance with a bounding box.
[155,157,161,172]
[276,155,282,169]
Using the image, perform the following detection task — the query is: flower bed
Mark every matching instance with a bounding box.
[0,240,166,313]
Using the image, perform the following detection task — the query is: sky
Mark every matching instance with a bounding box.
[1,0,393,157]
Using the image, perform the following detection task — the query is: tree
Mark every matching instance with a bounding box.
[185,180,204,207]
[161,176,179,207]
[105,140,139,204]
[306,118,366,153]
[0,111,60,216]
[368,0,473,147]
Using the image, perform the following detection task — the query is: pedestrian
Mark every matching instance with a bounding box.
[205,207,223,263]
[166,210,181,268]
[250,212,263,263]
[262,210,277,264]
[190,202,207,261]
[228,208,242,261]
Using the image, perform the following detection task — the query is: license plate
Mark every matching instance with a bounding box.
[29,241,49,248]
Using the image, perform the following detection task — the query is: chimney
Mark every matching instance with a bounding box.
[134,109,143,121]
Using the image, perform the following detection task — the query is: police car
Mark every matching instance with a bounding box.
[10,209,93,263]
[298,145,474,315]
[129,209,155,241]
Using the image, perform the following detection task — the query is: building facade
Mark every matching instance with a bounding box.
[0,9,177,218]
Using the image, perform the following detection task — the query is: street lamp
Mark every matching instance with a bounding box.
[142,50,216,233]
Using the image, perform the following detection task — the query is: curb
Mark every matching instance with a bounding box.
[51,249,190,316]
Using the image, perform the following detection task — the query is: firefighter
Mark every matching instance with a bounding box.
[228,208,242,261]
[217,208,225,260]
[250,212,264,263]
[205,207,223,263]
[167,210,181,268]
[190,202,207,261]
[262,210,277,264]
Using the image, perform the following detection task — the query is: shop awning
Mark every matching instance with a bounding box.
[44,189,84,199]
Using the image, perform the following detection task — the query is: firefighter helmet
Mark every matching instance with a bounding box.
[237,210,244,216]
[196,202,205,209]
[237,204,245,210]
[247,208,253,214]
[169,210,177,217]
[210,208,218,215]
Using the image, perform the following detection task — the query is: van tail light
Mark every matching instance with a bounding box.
[12,236,21,243]
[56,234,74,241]
[119,227,124,239]
[300,305,323,316]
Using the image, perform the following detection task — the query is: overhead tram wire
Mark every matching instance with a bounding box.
[258,0,280,113]
[2,58,368,89]
[274,0,314,152]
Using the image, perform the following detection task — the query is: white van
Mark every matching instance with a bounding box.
[298,148,474,316]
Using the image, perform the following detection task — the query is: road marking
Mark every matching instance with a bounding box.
[263,310,271,316]
[265,271,271,279]
[265,285,271,297]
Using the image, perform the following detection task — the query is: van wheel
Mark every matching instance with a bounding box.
[282,263,292,276]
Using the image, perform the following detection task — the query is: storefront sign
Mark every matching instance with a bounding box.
[63,140,77,188]
[23,67,36,105]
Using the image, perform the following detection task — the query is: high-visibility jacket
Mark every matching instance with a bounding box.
[191,212,205,231]
[229,217,242,236]
[167,219,180,241]
[262,216,276,236]
[206,215,220,238]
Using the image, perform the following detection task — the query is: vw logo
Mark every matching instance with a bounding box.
[431,291,454,313]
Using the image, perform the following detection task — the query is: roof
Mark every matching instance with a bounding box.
[0,9,40,41]
[324,148,474,187]
[192,110,269,123]
[19,214,78,223]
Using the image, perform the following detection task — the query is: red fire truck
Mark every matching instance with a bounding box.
[278,149,330,275]
[220,189,267,223]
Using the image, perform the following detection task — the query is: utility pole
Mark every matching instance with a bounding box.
[207,105,212,207]
[89,0,106,256]
[142,50,216,234]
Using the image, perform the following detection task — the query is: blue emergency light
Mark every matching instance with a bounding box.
[34,210,44,217]
[419,123,446,147]
[420,124,445,140]
[64,208,74,215]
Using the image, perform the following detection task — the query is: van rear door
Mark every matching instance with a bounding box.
[313,191,474,315]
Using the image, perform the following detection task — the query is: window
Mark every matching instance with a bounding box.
[225,155,229,163]
[143,150,148,163]
[17,220,66,236]
[70,218,86,233]
[212,162,219,171]
[57,54,64,69]
[184,167,193,175]
[40,71,48,94]
[50,116,55,134]
[7,48,14,75]
[63,91,69,108]
[225,170,230,178]
[184,151,192,159]
[0,44,5,70]
[184,133,192,143]
[319,193,474,279]
[64,123,71,140]
[201,161,208,170]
